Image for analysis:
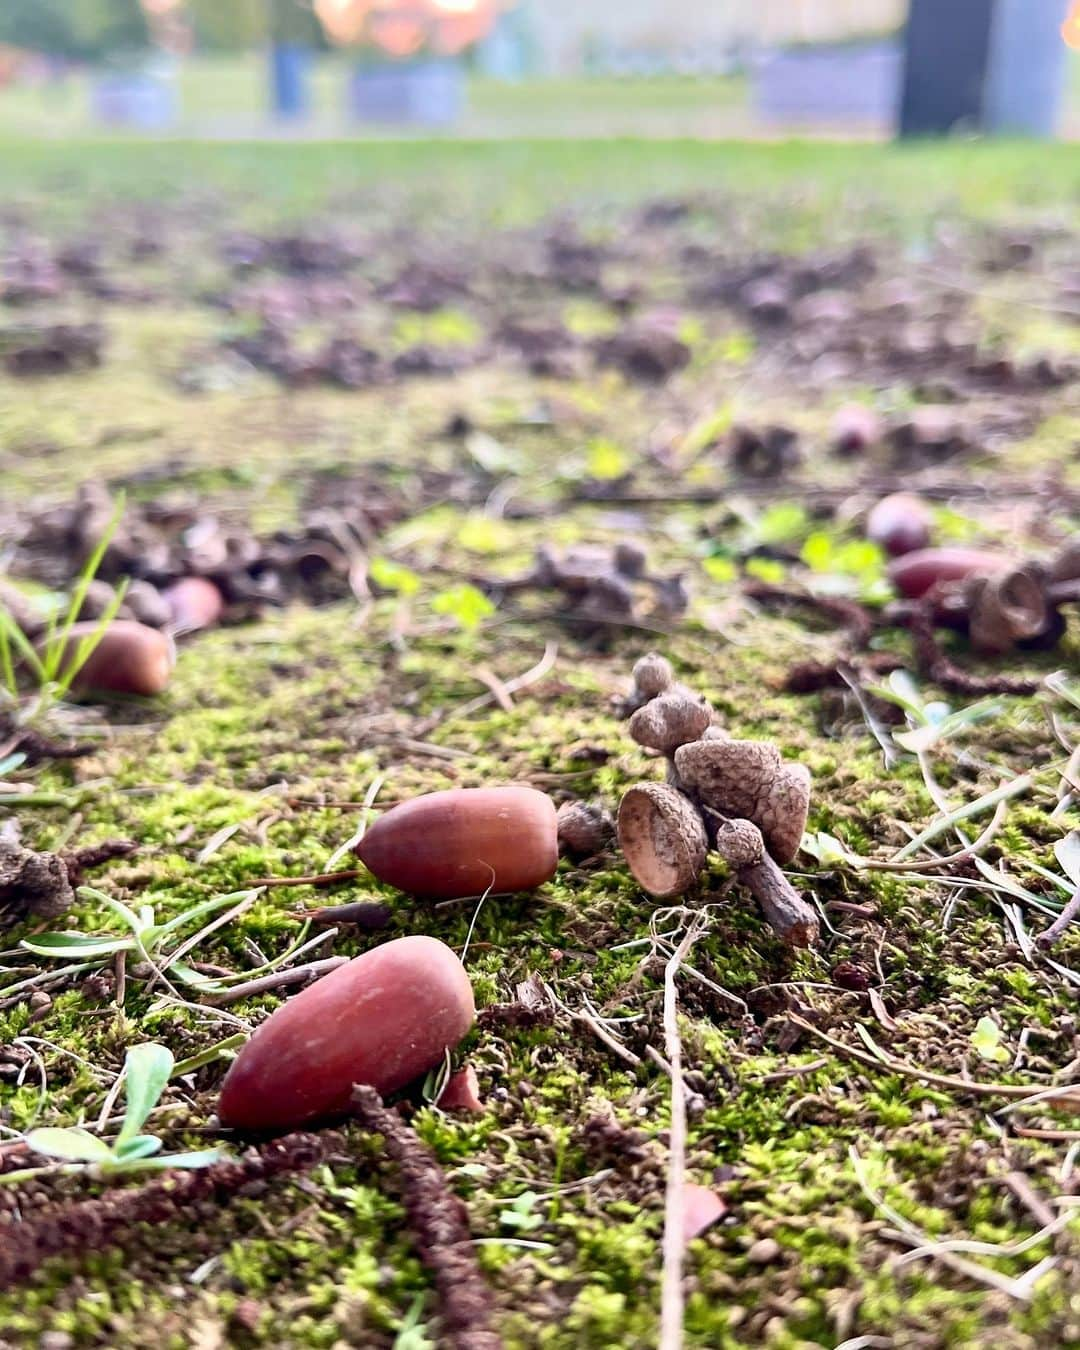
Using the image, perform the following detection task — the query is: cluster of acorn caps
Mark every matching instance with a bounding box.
[618,653,818,947]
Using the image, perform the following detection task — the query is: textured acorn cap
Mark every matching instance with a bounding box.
[628,684,712,753]
[556,799,615,858]
[618,781,708,898]
[673,739,810,865]
[631,651,674,698]
[967,566,1049,655]
[712,818,765,869]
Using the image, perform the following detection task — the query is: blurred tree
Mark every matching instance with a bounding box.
[187,0,266,50]
[268,0,327,48]
[0,0,80,57]
[69,0,151,57]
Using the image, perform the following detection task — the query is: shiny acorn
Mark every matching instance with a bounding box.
[164,576,225,632]
[50,620,174,696]
[355,786,558,900]
[866,492,931,557]
[888,547,1014,600]
[218,935,474,1131]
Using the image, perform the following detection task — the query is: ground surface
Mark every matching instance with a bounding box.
[0,140,1079,1349]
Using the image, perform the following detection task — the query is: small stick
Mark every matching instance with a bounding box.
[245,869,362,889]
[203,956,347,1006]
[790,1015,1080,1103]
[1002,1171,1057,1230]
[1037,886,1080,950]
[659,918,706,1350]
[114,948,126,1008]
[741,852,819,946]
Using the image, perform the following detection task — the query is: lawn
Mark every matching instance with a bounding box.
[0,137,1079,1349]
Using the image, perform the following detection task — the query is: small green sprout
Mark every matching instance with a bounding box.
[2,1043,223,1187]
[867,670,1005,755]
[430,583,494,633]
[584,438,629,482]
[498,1190,544,1233]
[393,1295,435,1350]
[7,884,327,1005]
[17,886,264,993]
[369,557,423,597]
[971,1017,1009,1065]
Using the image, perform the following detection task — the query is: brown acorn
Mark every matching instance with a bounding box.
[49,620,174,696]
[888,547,1014,600]
[219,935,474,1131]
[355,786,558,900]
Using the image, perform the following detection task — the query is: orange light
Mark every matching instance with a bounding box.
[1063,1,1080,51]
[315,0,370,46]
[315,0,494,51]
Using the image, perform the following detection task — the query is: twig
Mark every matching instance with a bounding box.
[789,1016,1080,1105]
[541,981,641,1067]
[430,641,558,731]
[0,1132,328,1290]
[759,1057,829,1083]
[1037,885,1080,950]
[245,869,362,889]
[660,917,707,1350]
[909,604,1041,696]
[325,774,384,872]
[1002,1171,1058,1231]
[471,665,514,712]
[203,955,347,1006]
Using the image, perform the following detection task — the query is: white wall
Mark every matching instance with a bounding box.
[523,0,907,74]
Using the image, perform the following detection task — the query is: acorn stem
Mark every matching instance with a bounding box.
[738,853,819,948]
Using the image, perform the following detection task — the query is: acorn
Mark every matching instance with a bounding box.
[164,576,225,632]
[49,620,174,696]
[830,404,881,456]
[866,492,931,557]
[355,786,558,900]
[218,936,474,1132]
[888,547,1014,599]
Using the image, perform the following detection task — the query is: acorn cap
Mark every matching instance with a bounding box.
[617,781,708,898]
[966,566,1049,655]
[628,683,712,753]
[712,818,765,869]
[556,799,615,858]
[632,651,674,698]
[673,739,810,865]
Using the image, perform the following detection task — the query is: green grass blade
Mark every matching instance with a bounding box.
[50,576,130,695]
[894,775,1034,861]
[150,889,262,940]
[54,492,126,656]
[0,607,46,685]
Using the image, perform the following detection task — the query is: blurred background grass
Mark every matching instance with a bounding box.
[0,50,1077,142]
